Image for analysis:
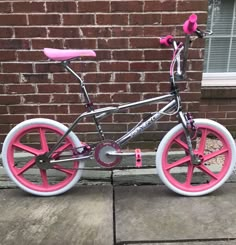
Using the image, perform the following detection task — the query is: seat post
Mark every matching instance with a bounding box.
[61,61,105,140]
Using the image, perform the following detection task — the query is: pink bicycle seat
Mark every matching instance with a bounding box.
[43,48,96,61]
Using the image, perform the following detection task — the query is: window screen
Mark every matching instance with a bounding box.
[204,0,236,73]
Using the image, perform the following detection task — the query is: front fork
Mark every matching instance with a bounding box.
[178,111,202,165]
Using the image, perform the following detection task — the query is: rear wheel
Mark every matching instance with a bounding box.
[2,118,84,196]
[156,119,236,196]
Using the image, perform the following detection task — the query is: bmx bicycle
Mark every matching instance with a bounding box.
[2,14,236,197]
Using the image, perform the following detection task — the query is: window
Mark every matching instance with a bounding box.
[202,0,236,86]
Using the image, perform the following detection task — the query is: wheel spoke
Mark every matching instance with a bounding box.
[198,128,208,154]
[13,142,41,155]
[204,148,228,162]
[16,158,36,176]
[166,155,191,170]
[53,164,75,176]
[40,170,50,187]
[197,164,218,180]
[52,142,72,159]
[39,128,49,152]
[185,164,194,187]
[174,137,189,151]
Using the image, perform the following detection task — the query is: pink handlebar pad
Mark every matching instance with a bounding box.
[183,14,198,34]
[160,35,174,47]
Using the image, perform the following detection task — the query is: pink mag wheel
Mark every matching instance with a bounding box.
[2,118,84,196]
[156,119,236,196]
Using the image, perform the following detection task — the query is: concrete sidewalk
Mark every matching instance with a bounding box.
[1,175,236,245]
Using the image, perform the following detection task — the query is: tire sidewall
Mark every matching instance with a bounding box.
[156,118,236,196]
[2,118,84,196]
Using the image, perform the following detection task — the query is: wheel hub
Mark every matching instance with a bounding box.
[35,153,51,170]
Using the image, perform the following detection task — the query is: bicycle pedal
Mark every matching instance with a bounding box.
[135,149,142,168]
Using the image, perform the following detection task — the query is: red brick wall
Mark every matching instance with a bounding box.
[0,0,208,150]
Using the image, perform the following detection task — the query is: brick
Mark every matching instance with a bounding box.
[95,50,112,60]
[145,72,169,82]
[9,105,38,114]
[35,63,64,73]
[130,83,158,93]
[37,84,66,93]
[129,38,159,49]
[64,39,96,49]
[39,105,69,114]
[111,93,141,103]
[162,13,190,25]
[113,50,143,60]
[98,38,128,49]
[32,39,63,49]
[177,0,208,11]
[111,1,143,12]
[144,26,174,37]
[46,2,76,12]
[0,115,24,124]
[5,84,35,94]
[144,1,176,11]
[0,2,11,13]
[69,104,86,114]
[0,51,16,61]
[52,94,80,104]
[130,62,159,71]
[2,63,33,73]
[112,27,143,37]
[96,14,128,25]
[0,106,7,114]
[23,95,51,104]
[99,84,127,93]
[0,39,30,49]
[28,14,61,25]
[69,62,97,73]
[48,27,79,38]
[21,74,51,84]
[0,95,21,105]
[80,27,111,38]
[15,27,47,38]
[17,51,45,62]
[0,15,27,26]
[144,50,171,60]
[130,14,161,25]
[115,72,141,83]
[0,74,20,84]
[53,73,79,83]
[13,2,45,12]
[68,84,97,93]
[0,28,13,38]
[99,62,129,72]
[63,14,95,25]
[83,73,112,83]
[78,1,109,13]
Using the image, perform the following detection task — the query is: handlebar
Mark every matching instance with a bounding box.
[160,13,209,47]
[183,14,198,35]
[159,13,210,80]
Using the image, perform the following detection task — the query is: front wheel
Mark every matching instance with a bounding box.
[156,119,236,196]
[2,118,84,196]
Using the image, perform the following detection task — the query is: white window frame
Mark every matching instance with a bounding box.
[202,0,236,87]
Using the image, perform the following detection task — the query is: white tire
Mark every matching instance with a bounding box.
[156,119,236,196]
[2,118,84,196]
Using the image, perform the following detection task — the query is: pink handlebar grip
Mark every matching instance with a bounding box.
[183,14,198,34]
[160,35,173,47]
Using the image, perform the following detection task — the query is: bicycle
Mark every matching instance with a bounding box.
[2,14,236,197]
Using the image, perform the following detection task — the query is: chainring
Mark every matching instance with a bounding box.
[94,140,122,168]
